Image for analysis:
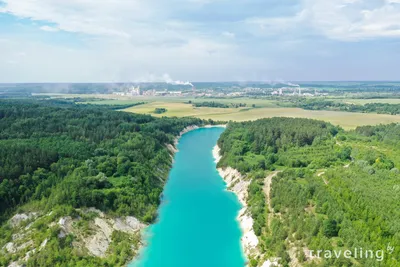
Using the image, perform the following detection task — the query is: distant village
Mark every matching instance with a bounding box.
[112,85,328,98]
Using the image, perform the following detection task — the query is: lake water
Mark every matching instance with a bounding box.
[130,127,245,267]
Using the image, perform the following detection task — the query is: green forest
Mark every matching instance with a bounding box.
[2,99,400,267]
[0,100,212,266]
[217,118,400,267]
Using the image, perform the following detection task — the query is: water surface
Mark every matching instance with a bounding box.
[131,127,245,267]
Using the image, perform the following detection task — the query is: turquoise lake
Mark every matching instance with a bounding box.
[130,127,246,267]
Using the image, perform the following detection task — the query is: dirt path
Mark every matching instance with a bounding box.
[316,171,329,185]
[263,171,280,229]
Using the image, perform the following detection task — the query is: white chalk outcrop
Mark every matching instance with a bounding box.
[2,208,146,267]
[261,259,280,267]
[56,211,146,258]
[213,145,259,264]
[63,209,146,258]
[9,213,38,228]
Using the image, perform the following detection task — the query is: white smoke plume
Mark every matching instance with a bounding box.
[253,79,300,87]
[162,74,193,87]
[273,79,300,87]
[286,82,300,87]
[131,73,193,87]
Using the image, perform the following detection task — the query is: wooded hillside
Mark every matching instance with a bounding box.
[218,118,400,267]
[0,100,209,266]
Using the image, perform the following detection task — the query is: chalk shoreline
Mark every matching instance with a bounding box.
[212,145,259,266]
[170,124,226,151]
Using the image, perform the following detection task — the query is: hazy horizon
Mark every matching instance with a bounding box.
[2,81,400,85]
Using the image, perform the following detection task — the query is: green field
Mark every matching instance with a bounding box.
[125,101,400,129]
[84,97,280,108]
[36,94,281,108]
[36,94,400,129]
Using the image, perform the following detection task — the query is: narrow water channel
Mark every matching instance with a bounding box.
[131,127,245,267]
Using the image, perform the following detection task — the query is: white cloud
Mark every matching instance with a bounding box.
[245,10,307,36]
[0,0,261,82]
[0,0,239,52]
[245,0,400,41]
[0,31,259,82]
[40,25,59,32]
[1,0,400,82]
[306,0,400,40]
[0,0,151,37]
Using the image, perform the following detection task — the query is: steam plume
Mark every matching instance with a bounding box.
[162,74,193,87]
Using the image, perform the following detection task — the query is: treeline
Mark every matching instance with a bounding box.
[218,118,400,266]
[71,98,146,110]
[294,99,400,115]
[192,101,247,108]
[87,102,145,110]
[0,98,144,111]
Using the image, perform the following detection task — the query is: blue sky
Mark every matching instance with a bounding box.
[1,0,400,82]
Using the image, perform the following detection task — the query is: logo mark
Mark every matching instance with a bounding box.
[387,243,394,255]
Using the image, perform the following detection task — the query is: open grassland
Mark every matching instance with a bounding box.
[38,93,400,107]
[34,93,281,108]
[125,102,400,129]
[124,101,246,117]
[34,94,400,129]
[84,97,281,108]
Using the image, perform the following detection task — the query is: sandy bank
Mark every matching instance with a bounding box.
[213,145,259,265]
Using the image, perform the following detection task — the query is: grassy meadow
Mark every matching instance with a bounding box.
[36,94,400,129]
[125,101,400,129]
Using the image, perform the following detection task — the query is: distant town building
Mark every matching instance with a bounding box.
[169,91,182,96]
[112,85,141,96]
[143,89,156,96]
[302,93,314,97]
[129,86,141,96]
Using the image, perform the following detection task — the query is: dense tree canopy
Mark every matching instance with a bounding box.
[0,100,216,266]
[218,118,400,267]
[218,117,339,173]
[0,100,213,221]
